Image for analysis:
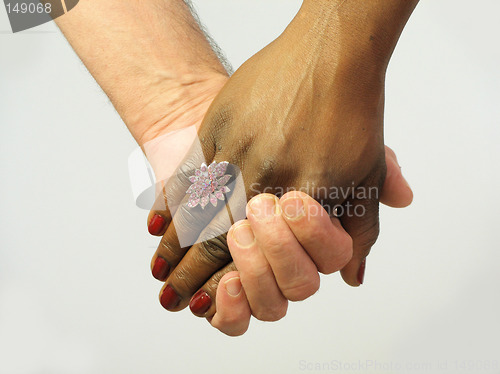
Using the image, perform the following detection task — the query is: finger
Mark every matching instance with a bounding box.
[188,262,238,318]
[246,194,320,302]
[227,219,288,321]
[146,140,208,236]
[380,146,413,208]
[157,207,234,311]
[339,192,381,287]
[209,271,252,337]
[151,161,236,281]
[147,184,174,236]
[279,191,353,274]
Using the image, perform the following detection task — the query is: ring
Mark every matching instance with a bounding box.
[186,161,231,209]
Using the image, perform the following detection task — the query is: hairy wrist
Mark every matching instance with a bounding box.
[56,0,229,147]
[126,71,227,147]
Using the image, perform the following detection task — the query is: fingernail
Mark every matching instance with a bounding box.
[249,195,280,221]
[148,214,166,235]
[160,285,180,310]
[281,197,305,220]
[225,277,242,297]
[357,259,366,285]
[231,224,256,248]
[189,290,212,316]
[152,257,170,281]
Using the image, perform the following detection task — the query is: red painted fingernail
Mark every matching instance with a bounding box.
[152,257,170,281]
[148,214,166,235]
[357,259,366,285]
[189,290,212,316]
[160,285,180,310]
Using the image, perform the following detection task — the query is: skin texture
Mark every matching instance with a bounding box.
[147,0,418,335]
[210,147,412,336]
[55,0,417,335]
[55,0,228,144]
[149,141,412,336]
[148,0,420,322]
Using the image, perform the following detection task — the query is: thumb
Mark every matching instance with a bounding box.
[209,271,252,336]
[380,146,413,208]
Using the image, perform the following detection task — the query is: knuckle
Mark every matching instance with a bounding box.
[301,219,327,241]
[212,318,249,337]
[318,235,353,275]
[174,204,197,226]
[281,190,308,201]
[226,134,254,162]
[259,234,294,257]
[177,158,199,181]
[253,301,288,322]
[219,309,248,327]
[224,329,248,337]
[244,262,273,281]
[281,273,320,302]
[159,236,180,258]
[164,260,207,294]
[171,266,198,291]
[205,268,237,296]
[163,158,200,202]
[318,251,350,275]
[199,235,231,263]
[202,218,232,242]
[317,260,337,275]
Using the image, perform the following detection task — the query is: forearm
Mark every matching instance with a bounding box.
[266,0,418,131]
[284,0,418,83]
[56,0,227,145]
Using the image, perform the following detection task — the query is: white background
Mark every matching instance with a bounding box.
[1,1,499,373]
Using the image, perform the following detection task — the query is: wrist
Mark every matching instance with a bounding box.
[56,0,229,147]
[296,0,418,73]
[277,6,385,118]
[124,71,227,147]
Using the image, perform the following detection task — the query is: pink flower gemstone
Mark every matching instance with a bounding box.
[200,195,209,208]
[217,174,231,186]
[216,162,228,177]
[186,161,231,209]
[210,195,218,207]
[188,197,200,208]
